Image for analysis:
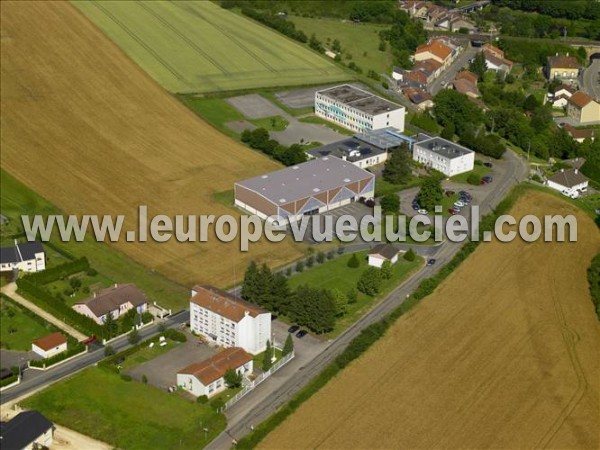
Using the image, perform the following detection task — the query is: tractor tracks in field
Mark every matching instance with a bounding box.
[136,1,231,76]
[90,1,191,88]
[534,249,588,449]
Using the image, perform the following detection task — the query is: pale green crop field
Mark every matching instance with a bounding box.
[74,1,348,93]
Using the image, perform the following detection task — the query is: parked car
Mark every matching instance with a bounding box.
[426,259,436,266]
[483,162,493,168]
[454,200,465,207]
[448,208,459,215]
[296,329,308,338]
[481,175,493,184]
[412,202,420,211]
[417,208,428,215]
[365,198,376,207]
[288,325,300,334]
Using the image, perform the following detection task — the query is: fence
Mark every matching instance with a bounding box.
[223,351,295,411]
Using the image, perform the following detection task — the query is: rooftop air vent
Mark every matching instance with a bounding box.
[261,175,268,179]
[313,188,320,193]
[279,198,286,203]
[344,178,351,183]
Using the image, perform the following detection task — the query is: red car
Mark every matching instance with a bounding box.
[448,208,459,215]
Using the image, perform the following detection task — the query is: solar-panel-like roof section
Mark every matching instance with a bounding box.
[317,85,404,115]
[236,156,373,205]
[307,138,385,162]
[415,136,474,159]
[355,127,414,149]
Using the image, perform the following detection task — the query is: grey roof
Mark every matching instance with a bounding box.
[17,241,44,260]
[0,247,19,265]
[236,156,374,205]
[548,169,589,188]
[0,241,43,264]
[76,284,147,318]
[355,127,414,149]
[0,410,53,450]
[369,244,399,260]
[317,84,404,116]
[308,138,386,163]
[415,136,474,159]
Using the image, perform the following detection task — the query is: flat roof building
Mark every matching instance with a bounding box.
[413,135,474,177]
[235,156,375,224]
[315,84,406,133]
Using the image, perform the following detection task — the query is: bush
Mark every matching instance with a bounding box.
[142,374,148,384]
[327,250,335,260]
[197,395,209,404]
[210,397,225,411]
[306,255,315,268]
[404,249,416,261]
[316,251,325,264]
[381,80,389,90]
[347,253,360,268]
[120,374,132,382]
[163,328,187,342]
[295,261,305,273]
[467,173,481,185]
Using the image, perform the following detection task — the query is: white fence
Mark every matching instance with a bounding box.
[223,350,295,411]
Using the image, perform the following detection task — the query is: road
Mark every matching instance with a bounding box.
[429,45,478,96]
[0,311,187,405]
[208,149,529,449]
[1,283,87,341]
[581,59,600,101]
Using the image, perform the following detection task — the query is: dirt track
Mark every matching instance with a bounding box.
[0,1,303,288]
[261,191,600,449]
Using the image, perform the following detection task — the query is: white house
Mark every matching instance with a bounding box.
[412,136,475,177]
[315,85,406,133]
[0,410,54,450]
[177,347,253,398]
[190,285,271,355]
[545,84,575,108]
[0,240,45,273]
[31,332,67,359]
[73,284,148,325]
[547,168,589,198]
[368,244,401,268]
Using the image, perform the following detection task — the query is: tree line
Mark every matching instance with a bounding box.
[241,128,307,166]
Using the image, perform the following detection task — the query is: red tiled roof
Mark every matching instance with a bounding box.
[547,55,581,70]
[178,347,252,385]
[568,91,594,108]
[191,285,268,322]
[75,284,147,318]
[416,40,452,61]
[563,124,595,140]
[456,70,478,85]
[32,332,66,351]
[482,43,504,58]
[452,79,480,97]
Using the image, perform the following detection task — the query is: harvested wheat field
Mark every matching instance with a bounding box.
[0,1,303,288]
[261,191,600,449]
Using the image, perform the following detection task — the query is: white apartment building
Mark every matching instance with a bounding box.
[190,285,271,355]
[413,136,474,177]
[0,240,45,273]
[315,85,405,133]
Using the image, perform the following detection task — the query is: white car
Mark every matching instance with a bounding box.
[417,209,428,215]
[454,200,465,207]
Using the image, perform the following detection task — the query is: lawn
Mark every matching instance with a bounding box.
[45,271,114,306]
[74,1,346,93]
[120,339,180,371]
[288,251,421,338]
[451,164,490,185]
[250,116,289,131]
[22,368,226,450]
[299,115,354,136]
[288,15,394,75]
[0,170,188,311]
[0,295,57,351]
[374,177,422,198]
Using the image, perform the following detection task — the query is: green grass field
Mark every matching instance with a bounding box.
[298,115,354,136]
[451,164,491,185]
[23,368,225,449]
[74,1,347,93]
[0,170,187,310]
[288,251,421,337]
[0,296,56,351]
[250,116,289,131]
[288,15,394,75]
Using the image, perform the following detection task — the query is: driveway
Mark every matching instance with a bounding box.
[1,283,87,341]
[126,334,218,390]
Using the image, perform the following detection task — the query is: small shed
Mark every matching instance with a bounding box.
[368,244,400,268]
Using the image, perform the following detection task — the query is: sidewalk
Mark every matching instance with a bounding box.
[1,283,87,341]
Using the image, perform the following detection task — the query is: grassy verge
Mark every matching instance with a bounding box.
[0,170,187,311]
[450,164,490,185]
[287,251,421,338]
[212,190,235,209]
[374,177,422,198]
[0,294,57,351]
[22,367,225,450]
[298,115,354,136]
[235,183,531,449]
[249,116,289,131]
[120,339,180,372]
[177,95,243,139]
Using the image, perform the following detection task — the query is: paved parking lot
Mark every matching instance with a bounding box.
[275,83,373,110]
[227,94,281,119]
[127,333,218,390]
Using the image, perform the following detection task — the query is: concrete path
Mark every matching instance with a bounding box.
[1,283,87,341]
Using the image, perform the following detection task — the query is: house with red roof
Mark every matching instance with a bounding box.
[567,91,600,124]
[32,332,67,359]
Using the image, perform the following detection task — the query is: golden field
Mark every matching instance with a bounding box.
[0,1,304,289]
[261,191,600,449]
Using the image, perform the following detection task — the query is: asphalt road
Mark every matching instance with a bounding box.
[208,149,529,449]
[581,59,600,101]
[0,311,188,405]
[429,46,479,96]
